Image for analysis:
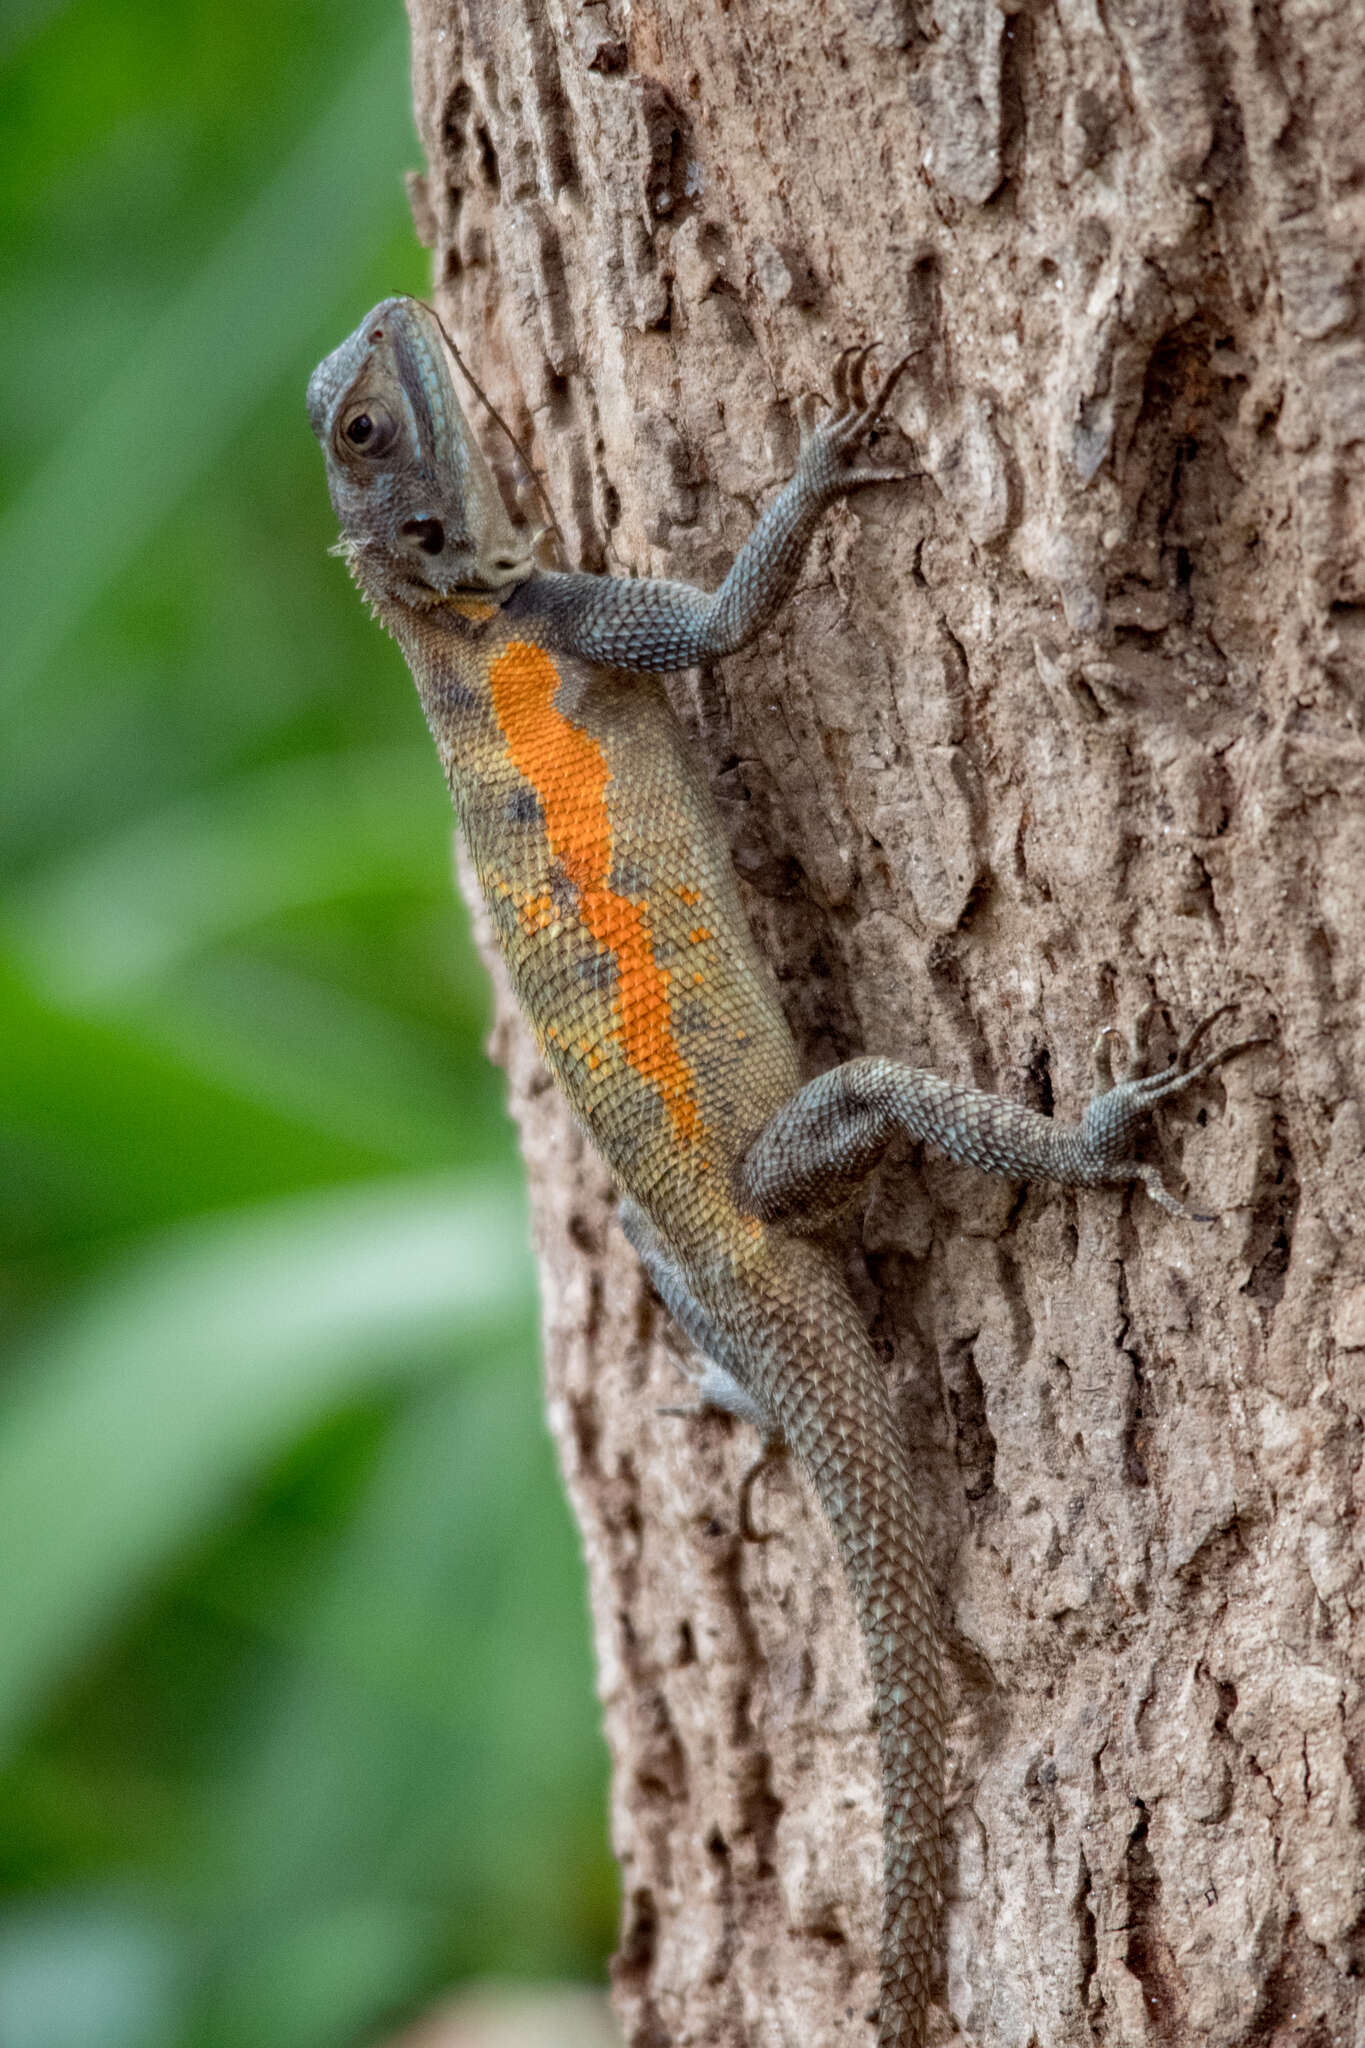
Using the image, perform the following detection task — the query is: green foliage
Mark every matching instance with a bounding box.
[0,4,615,2043]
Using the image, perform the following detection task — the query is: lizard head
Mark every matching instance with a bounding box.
[308,295,534,609]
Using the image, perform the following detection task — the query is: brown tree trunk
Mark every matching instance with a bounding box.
[403,3,1365,2042]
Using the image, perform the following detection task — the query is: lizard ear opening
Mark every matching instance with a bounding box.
[401,516,446,556]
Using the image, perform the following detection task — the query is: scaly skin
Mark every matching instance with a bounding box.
[310,297,1264,2047]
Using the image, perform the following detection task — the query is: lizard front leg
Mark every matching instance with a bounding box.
[737,1004,1270,1226]
[512,344,917,674]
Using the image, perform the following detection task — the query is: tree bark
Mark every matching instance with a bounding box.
[403,3,1365,2042]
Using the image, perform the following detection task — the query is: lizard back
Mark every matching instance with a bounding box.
[399,595,803,1262]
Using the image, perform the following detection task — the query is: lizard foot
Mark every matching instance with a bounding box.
[655,1407,785,1542]
[796,342,920,496]
[656,1360,785,1541]
[1083,1001,1272,1218]
[655,1355,777,1441]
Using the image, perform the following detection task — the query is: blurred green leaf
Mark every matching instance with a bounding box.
[8,747,445,1002]
[0,13,419,704]
[0,1899,186,2048]
[197,1899,443,2048]
[0,1175,533,1747]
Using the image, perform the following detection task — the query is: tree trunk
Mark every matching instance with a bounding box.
[402,3,1365,2042]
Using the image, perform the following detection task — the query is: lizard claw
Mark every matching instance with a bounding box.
[800,341,920,498]
[795,390,823,440]
[1116,1001,1159,1083]
[1080,1000,1273,1215]
[1169,1002,1243,1074]
[737,1440,787,1543]
[656,1403,786,1542]
[829,345,914,445]
[1102,1160,1216,1221]
[834,340,881,414]
[864,347,915,421]
[1121,1001,1272,1109]
[832,341,881,415]
[831,344,856,415]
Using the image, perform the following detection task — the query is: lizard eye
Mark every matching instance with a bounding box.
[339,403,398,456]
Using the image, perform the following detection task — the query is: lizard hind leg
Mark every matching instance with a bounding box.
[619,1199,784,1541]
[737,1008,1268,1228]
[618,1199,776,1438]
[735,1060,911,1231]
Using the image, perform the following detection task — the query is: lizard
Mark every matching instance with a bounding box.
[308,294,1264,2048]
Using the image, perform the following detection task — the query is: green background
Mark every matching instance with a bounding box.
[0,4,615,2044]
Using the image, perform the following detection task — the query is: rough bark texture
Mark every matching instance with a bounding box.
[402,3,1365,2043]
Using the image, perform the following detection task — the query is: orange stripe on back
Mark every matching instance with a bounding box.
[489,641,704,1150]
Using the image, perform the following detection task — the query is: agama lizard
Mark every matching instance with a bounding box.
[309,296,1262,2047]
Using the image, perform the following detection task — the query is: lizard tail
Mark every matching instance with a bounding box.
[740,1242,946,2048]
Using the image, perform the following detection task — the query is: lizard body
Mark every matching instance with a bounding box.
[309,297,1262,2047]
